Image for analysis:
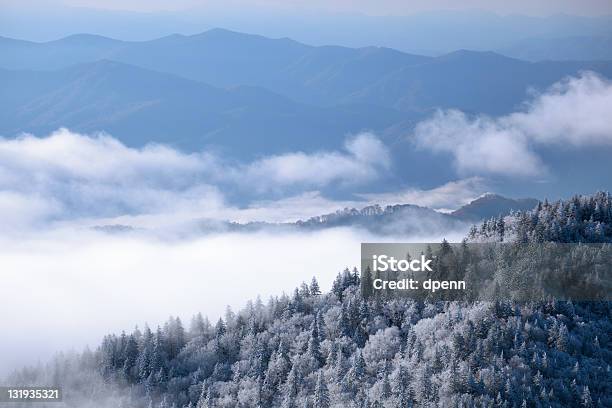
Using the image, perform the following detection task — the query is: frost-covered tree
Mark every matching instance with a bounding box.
[313,372,330,408]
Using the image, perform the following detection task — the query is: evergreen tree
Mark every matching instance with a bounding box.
[310,277,321,296]
[307,319,324,368]
[582,386,593,408]
[282,364,300,404]
[122,334,139,382]
[313,372,330,408]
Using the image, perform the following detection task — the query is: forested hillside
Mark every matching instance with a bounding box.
[7,193,612,407]
[469,191,612,243]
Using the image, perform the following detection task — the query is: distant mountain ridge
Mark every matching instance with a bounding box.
[2,29,611,116]
[2,29,611,198]
[0,59,405,154]
[499,34,612,62]
[292,203,466,236]
[93,194,539,236]
[451,193,539,221]
[282,193,540,232]
[213,194,540,236]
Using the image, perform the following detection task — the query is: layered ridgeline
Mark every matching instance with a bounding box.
[214,194,537,236]
[293,194,537,232]
[6,193,612,407]
[2,30,612,153]
[3,30,611,115]
[93,194,537,237]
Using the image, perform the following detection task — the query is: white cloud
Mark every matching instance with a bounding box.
[229,191,364,223]
[239,133,390,191]
[413,72,612,177]
[0,129,223,227]
[511,73,612,146]
[0,223,468,376]
[358,177,486,212]
[0,191,62,229]
[0,227,363,375]
[0,129,389,229]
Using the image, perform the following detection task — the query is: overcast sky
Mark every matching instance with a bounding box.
[2,0,612,16]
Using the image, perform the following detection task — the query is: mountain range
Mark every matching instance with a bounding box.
[290,193,538,232]
[3,8,612,57]
[1,28,612,155]
[2,29,612,114]
[1,28,611,199]
[96,193,539,236]
[198,193,539,236]
[0,60,404,154]
[499,34,612,62]
[450,193,539,221]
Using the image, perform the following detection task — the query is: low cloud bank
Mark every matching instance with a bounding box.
[0,128,486,232]
[0,130,391,230]
[0,128,471,376]
[0,226,467,376]
[413,72,612,177]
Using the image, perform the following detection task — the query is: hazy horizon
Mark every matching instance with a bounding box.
[4,0,612,17]
[2,5,612,53]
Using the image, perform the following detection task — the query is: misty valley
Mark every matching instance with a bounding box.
[4,193,612,407]
[1,5,611,408]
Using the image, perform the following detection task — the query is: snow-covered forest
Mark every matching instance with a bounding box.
[6,192,612,408]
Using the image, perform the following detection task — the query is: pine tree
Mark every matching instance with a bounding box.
[556,323,569,352]
[282,364,300,404]
[570,379,580,406]
[196,383,207,408]
[310,277,321,296]
[582,386,593,408]
[334,348,346,383]
[396,365,412,407]
[197,384,214,408]
[137,325,153,380]
[174,317,186,356]
[361,266,373,299]
[122,334,139,382]
[189,313,207,339]
[281,394,296,408]
[205,387,214,408]
[326,342,338,367]
[214,318,226,337]
[313,372,330,408]
[346,350,366,393]
[353,323,368,348]
[496,217,505,241]
[149,327,166,376]
[307,319,323,368]
[379,362,391,401]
